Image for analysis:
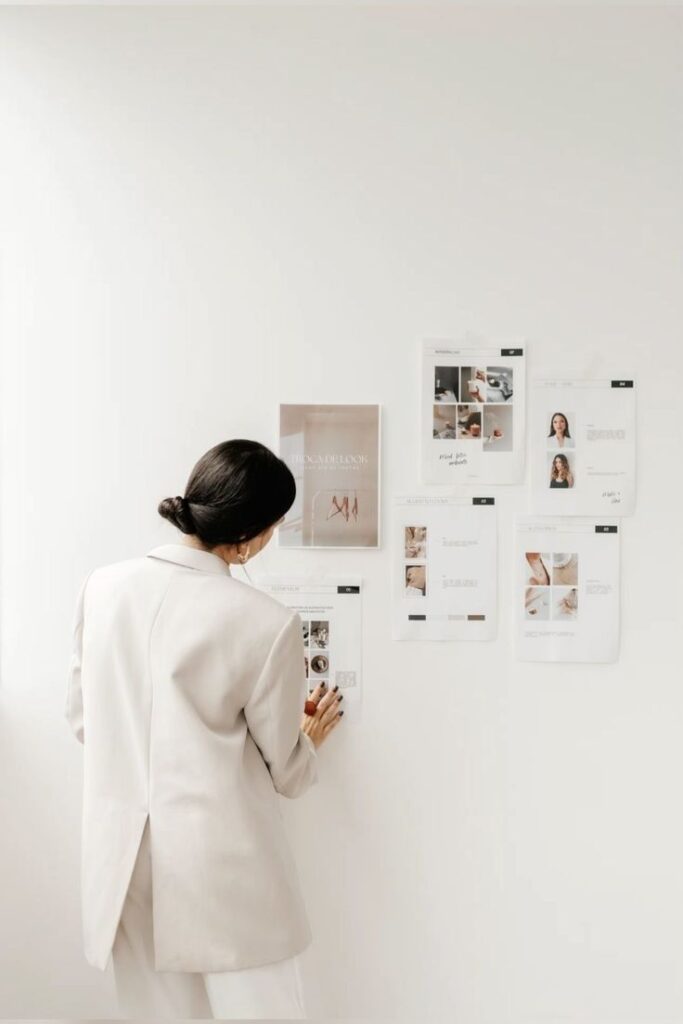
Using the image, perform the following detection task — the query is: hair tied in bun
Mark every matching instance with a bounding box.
[158,494,194,534]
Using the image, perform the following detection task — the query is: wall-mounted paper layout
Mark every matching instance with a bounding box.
[421,342,525,484]
[516,518,620,663]
[530,378,636,516]
[392,495,497,641]
[279,404,381,548]
[258,577,362,720]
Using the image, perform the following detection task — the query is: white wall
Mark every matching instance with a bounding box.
[1,5,681,1020]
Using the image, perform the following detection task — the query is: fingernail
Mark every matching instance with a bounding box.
[338,694,344,701]
[333,685,339,692]
[339,710,344,717]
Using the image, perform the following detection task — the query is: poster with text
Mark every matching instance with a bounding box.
[530,377,636,516]
[516,518,620,663]
[258,576,363,719]
[279,404,381,548]
[421,342,525,484]
[393,495,497,641]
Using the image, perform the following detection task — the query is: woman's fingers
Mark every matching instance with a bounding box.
[320,693,343,726]
[323,711,343,734]
[308,682,326,704]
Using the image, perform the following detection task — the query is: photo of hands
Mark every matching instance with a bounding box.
[485,366,514,402]
[483,405,513,452]
[523,552,579,619]
[460,367,487,403]
[405,526,427,559]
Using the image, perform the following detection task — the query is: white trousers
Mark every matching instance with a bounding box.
[111,823,307,1019]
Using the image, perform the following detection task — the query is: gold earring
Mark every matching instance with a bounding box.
[238,548,249,564]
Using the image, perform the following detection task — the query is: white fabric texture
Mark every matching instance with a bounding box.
[66,543,318,973]
[113,821,306,1019]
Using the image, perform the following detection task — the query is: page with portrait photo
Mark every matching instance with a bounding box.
[257,576,363,720]
[530,377,636,516]
[515,518,620,663]
[279,404,381,548]
[393,495,497,641]
[421,341,525,484]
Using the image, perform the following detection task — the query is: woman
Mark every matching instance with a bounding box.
[549,453,574,488]
[66,440,343,1019]
[547,412,574,448]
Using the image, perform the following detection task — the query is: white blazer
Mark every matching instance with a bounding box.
[66,544,317,973]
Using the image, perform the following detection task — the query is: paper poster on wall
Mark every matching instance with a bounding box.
[530,377,636,516]
[421,341,525,484]
[258,576,362,719]
[392,495,497,641]
[279,404,381,548]
[515,518,620,663]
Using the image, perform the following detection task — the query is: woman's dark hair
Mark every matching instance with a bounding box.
[158,440,296,547]
[548,412,571,438]
[551,453,570,477]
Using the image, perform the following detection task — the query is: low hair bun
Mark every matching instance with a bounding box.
[158,495,195,534]
[157,440,296,548]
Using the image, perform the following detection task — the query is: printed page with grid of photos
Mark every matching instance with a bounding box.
[421,341,525,484]
[257,576,362,720]
[516,518,620,663]
[530,377,636,516]
[393,495,497,641]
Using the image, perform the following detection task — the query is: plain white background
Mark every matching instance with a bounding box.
[0,5,681,1020]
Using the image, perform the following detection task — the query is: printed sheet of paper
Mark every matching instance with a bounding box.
[258,576,362,719]
[516,518,620,663]
[421,342,525,484]
[392,495,497,641]
[530,377,636,516]
[279,404,381,548]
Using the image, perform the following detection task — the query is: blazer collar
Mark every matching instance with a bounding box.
[147,544,232,577]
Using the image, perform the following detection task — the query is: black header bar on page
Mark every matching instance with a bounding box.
[472,497,495,505]
[611,380,634,388]
[595,525,618,533]
[500,347,523,357]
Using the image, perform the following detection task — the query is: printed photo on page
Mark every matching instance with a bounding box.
[530,377,636,516]
[421,342,525,484]
[515,518,620,663]
[279,404,381,548]
[258,577,363,720]
[392,496,497,641]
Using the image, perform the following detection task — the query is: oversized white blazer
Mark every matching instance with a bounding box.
[66,543,317,973]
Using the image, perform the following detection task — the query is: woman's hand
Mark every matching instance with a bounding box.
[301,682,344,749]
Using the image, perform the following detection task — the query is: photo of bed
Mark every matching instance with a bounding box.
[434,366,460,402]
[485,365,513,402]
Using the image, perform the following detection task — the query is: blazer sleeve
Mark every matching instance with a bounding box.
[245,611,318,799]
[65,574,90,743]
